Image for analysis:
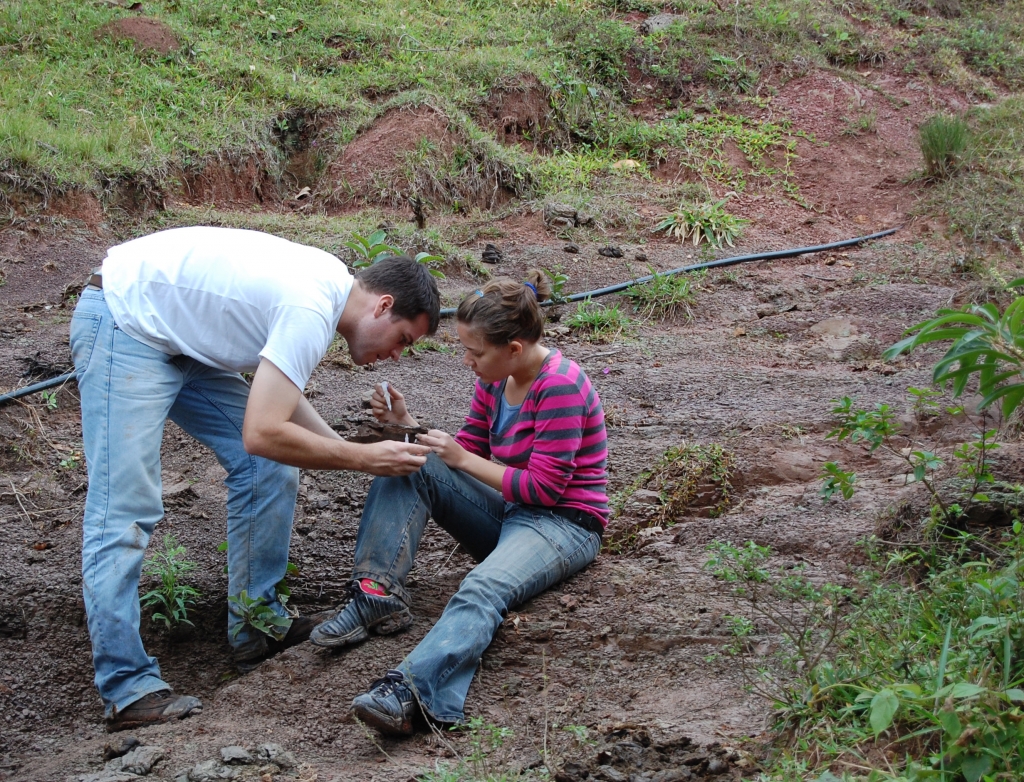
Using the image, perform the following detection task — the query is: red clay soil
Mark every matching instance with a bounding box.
[326,105,454,207]
[94,16,180,56]
[483,74,554,151]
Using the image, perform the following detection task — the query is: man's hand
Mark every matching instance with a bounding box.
[244,358,428,472]
[370,382,418,427]
[418,428,506,491]
[362,439,431,476]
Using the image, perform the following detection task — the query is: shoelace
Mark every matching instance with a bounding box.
[335,579,362,611]
[369,669,408,696]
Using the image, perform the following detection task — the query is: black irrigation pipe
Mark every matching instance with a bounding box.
[439,226,899,317]
[0,227,899,407]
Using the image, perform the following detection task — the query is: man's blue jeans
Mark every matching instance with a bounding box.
[70,289,299,717]
[353,452,601,724]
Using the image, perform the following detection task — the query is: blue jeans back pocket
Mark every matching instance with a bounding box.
[70,313,102,377]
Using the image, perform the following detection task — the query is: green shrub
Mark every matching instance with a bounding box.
[919,114,969,180]
[625,269,700,320]
[565,299,631,342]
[140,535,201,630]
[655,199,747,247]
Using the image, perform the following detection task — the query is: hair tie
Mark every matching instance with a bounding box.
[523,281,538,298]
[474,289,485,298]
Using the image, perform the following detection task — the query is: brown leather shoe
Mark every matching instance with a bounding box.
[106,690,202,732]
[235,616,315,673]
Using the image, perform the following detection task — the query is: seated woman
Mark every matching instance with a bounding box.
[309,269,609,735]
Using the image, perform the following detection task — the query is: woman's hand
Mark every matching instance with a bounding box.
[417,429,467,469]
[370,382,418,427]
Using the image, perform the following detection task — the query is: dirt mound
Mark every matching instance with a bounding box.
[174,153,276,207]
[326,105,454,206]
[483,74,553,150]
[95,17,180,55]
[325,105,521,210]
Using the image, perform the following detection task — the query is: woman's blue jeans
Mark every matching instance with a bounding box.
[353,452,601,724]
[70,289,299,717]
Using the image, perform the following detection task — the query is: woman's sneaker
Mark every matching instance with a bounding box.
[351,670,417,735]
[309,580,412,649]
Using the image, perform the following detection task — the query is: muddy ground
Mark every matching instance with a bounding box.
[0,57,1015,782]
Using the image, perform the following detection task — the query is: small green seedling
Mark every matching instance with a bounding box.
[141,535,201,629]
[40,390,58,411]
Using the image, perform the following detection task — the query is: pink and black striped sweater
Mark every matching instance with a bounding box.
[453,350,609,528]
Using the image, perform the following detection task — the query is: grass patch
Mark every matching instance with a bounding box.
[2,0,1022,208]
[625,269,701,320]
[919,113,970,181]
[609,443,733,552]
[919,98,1024,246]
[564,299,631,342]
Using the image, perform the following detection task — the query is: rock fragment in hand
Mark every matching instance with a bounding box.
[481,243,504,264]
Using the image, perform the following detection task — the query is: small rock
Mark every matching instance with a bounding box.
[103,736,140,761]
[633,489,662,505]
[597,245,623,258]
[652,769,692,781]
[755,303,776,318]
[563,243,580,254]
[639,13,685,34]
[707,758,729,774]
[809,317,854,337]
[78,772,141,782]
[220,746,253,765]
[257,745,296,770]
[555,761,589,782]
[188,759,239,782]
[595,764,628,782]
[481,243,504,264]
[104,745,164,776]
[634,251,648,262]
[559,594,579,611]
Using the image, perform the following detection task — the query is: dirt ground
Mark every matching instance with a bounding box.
[0,58,1010,782]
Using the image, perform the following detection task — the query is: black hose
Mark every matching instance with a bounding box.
[0,227,898,406]
[0,371,76,406]
[439,226,899,316]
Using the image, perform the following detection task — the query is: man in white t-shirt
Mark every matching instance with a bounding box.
[69,226,440,732]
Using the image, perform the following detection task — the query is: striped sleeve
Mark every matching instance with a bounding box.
[453,379,495,459]
[500,377,585,507]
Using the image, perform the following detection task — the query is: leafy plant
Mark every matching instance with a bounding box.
[345,230,398,269]
[821,395,998,527]
[228,590,291,640]
[918,113,969,180]
[412,250,446,279]
[885,282,1024,417]
[625,268,699,320]
[565,299,631,342]
[655,199,748,248]
[541,266,570,304]
[40,390,58,411]
[140,535,201,630]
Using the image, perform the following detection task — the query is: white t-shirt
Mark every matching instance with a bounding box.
[101,226,353,391]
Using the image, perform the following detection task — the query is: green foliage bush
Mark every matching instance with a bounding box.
[918,114,969,181]
[140,535,201,630]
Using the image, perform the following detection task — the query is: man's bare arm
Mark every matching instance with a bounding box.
[243,358,429,475]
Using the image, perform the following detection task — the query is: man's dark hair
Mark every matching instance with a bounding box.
[356,255,441,334]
